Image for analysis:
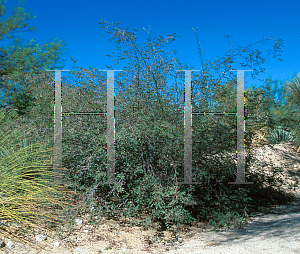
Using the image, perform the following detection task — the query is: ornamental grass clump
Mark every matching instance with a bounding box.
[0,108,74,249]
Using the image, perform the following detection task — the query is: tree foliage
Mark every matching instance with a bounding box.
[0,0,67,117]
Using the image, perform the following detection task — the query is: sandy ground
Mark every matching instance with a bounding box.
[1,142,300,253]
[168,142,300,254]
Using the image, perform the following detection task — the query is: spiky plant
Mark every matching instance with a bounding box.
[0,108,74,250]
[283,73,300,150]
[266,125,293,144]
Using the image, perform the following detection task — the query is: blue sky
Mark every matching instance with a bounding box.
[4,0,300,107]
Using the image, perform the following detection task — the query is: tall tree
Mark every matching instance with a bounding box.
[0,0,67,117]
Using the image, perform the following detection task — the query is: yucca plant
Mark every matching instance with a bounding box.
[282,73,300,150]
[266,125,293,144]
[0,108,74,250]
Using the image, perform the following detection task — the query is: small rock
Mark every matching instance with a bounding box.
[83,230,89,233]
[75,219,83,225]
[53,242,60,247]
[0,240,5,248]
[6,240,14,250]
[177,237,183,243]
[204,241,220,246]
[35,234,47,241]
[0,221,7,226]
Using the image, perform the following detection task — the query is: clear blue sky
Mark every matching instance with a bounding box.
[4,0,300,107]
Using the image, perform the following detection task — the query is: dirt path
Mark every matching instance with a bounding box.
[167,142,300,254]
[167,193,300,254]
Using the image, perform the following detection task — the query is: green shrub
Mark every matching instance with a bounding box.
[12,20,297,240]
[22,93,296,236]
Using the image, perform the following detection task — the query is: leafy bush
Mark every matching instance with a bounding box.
[19,74,296,237]
[10,18,298,241]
